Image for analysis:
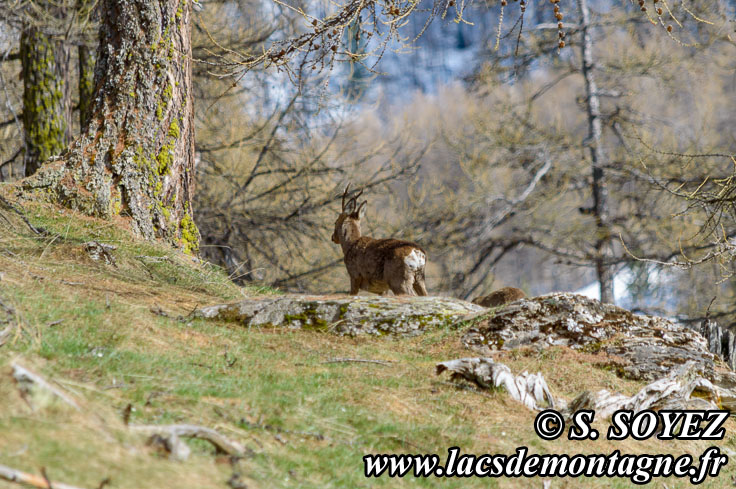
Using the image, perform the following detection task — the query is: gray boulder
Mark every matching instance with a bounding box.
[459,293,720,381]
[196,294,484,336]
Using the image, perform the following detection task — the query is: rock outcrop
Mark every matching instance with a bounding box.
[197,291,736,406]
[459,293,720,382]
[196,294,484,336]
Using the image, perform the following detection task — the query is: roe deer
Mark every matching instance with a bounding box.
[332,184,428,296]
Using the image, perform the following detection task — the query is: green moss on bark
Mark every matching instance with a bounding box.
[179,212,199,255]
[168,120,180,138]
[21,28,69,176]
[78,45,95,128]
[22,0,198,255]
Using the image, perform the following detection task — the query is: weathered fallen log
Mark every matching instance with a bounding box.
[568,361,720,417]
[0,464,89,489]
[197,294,483,336]
[436,358,727,416]
[436,358,555,410]
[130,424,245,461]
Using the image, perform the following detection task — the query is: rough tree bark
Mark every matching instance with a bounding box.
[78,45,94,129]
[20,27,72,177]
[577,0,613,304]
[23,0,199,252]
[77,0,95,129]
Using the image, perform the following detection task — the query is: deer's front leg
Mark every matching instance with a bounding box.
[349,277,360,295]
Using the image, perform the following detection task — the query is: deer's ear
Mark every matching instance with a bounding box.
[357,201,367,219]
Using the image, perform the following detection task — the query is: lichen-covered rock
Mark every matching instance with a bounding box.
[459,293,717,381]
[196,295,484,336]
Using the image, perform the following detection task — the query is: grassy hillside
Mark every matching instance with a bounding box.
[0,194,734,489]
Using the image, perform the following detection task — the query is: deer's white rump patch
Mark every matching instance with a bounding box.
[404,249,425,271]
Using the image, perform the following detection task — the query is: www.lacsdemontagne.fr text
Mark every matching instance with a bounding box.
[363,446,728,484]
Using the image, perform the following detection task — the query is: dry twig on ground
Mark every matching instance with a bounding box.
[0,464,90,489]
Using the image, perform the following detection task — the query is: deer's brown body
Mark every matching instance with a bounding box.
[332,185,428,296]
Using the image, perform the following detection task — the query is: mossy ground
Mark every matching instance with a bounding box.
[0,192,734,489]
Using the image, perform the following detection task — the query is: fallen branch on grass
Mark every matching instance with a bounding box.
[0,326,12,347]
[83,242,117,267]
[0,195,45,236]
[136,255,173,263]
[322,358,392,366]
[0,464,89,489]
[149,305,170,317]
[130,424,245,461]
[11,362,80,411]
[436,358,555,410]
[0,296,15,347]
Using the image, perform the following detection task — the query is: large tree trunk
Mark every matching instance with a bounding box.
[77,0,96,129]
[23,0,199,253]
[78,44,95,129]
[577,0,613,304]
[20,27,72,177]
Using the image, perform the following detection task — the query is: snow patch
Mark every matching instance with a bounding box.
[574,268,633,303]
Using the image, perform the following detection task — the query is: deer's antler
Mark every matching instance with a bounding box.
[341,183,364,214]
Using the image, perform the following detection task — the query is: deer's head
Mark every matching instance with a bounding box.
[332,183,366,245]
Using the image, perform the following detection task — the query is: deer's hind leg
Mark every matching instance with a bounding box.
[388,273,416,296]
[389,283,415,296]
[413,272,428,296]
[349,276,360,295]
